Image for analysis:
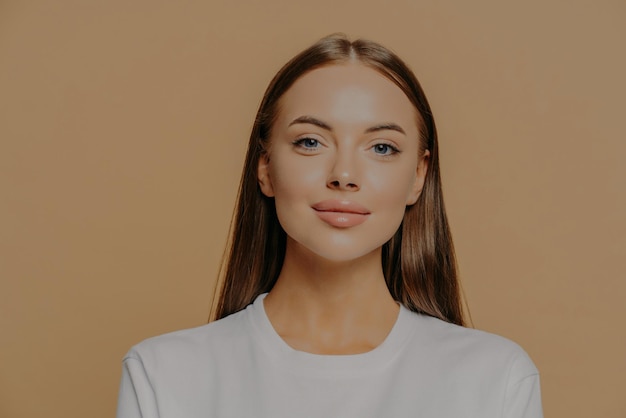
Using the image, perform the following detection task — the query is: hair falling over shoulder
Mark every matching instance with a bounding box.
[211,34,465,327]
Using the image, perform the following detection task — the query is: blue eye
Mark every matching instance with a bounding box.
[294,137,320,149]
[373,143,399,155]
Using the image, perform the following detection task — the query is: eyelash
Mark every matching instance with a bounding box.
[372,143,400,156]
[292,137,400,156]
[292,137,321,151]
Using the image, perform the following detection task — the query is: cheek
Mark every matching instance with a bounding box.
[269,156,326,200]
[365,165,417,205]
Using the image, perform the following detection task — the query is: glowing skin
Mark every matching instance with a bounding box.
[258,62,430,355]
[258,63,429,263]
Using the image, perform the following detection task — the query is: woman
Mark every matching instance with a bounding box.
[117,34,543,417]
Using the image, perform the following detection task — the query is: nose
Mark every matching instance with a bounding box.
[327,150,360,191]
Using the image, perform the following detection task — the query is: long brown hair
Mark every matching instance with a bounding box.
[212,34,465,326]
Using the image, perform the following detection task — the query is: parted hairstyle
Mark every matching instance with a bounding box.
[212,34,465,326]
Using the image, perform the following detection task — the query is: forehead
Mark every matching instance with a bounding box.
[276,63,419,132]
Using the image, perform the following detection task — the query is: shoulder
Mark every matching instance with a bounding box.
[117,307,262,415]
[404,310,539,381]
[123,307,250,369]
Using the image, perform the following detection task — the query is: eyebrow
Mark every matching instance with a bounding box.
[288,116,332,131]
[365,123,406,135]
[288,116,406,135]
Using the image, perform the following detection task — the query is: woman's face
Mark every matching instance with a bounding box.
[258,62,429,262]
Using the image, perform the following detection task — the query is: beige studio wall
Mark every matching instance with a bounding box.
[1,1,624,417]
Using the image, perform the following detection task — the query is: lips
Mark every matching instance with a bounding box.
[312,200,370,228]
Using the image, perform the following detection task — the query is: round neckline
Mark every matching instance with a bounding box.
[245,293,415,378]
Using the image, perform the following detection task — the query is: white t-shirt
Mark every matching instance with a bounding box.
[117,294,542,418]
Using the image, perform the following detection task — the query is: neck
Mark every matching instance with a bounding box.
[263,238,399,354]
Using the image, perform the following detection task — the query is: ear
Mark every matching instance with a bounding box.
[406,149,430,206]
[257,152,275,197]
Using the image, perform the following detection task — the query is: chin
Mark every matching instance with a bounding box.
[293,236,390,264]
[314,250,376,263]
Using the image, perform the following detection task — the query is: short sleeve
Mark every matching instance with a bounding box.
[503,350,543,418]
[116,355,160,418]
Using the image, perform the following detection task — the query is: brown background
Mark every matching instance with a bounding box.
[1,1,625,417]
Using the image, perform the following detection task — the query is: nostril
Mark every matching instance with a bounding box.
[328,180,359,191]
